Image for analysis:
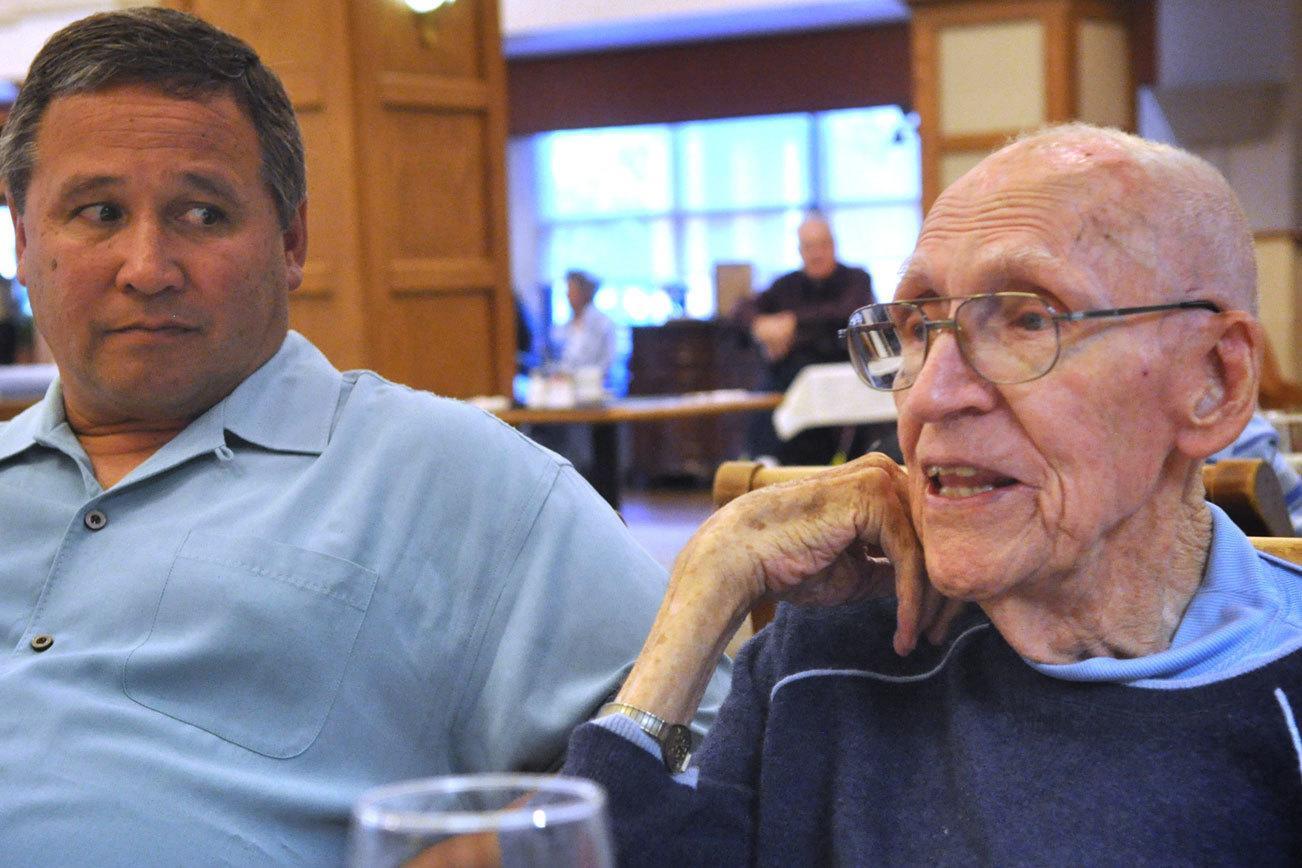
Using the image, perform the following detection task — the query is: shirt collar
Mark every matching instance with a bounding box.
[0,379,66,463]
[218,330,342,455]
[0,331,342,463]
[1026,503,1287,685]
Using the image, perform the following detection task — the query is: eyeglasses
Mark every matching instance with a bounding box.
[838,292,1221,392]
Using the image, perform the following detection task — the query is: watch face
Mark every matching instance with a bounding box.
[661,725,693,773]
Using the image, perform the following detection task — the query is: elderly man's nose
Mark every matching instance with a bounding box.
[903,328,996,418]
[116,223,182,295]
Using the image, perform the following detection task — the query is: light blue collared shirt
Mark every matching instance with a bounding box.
[0,331,729,865]
[1031,503,1302,687]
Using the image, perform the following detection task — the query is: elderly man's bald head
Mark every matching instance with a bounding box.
[896,123,1264,615]
[950,124,1257,314]
[797,213,838,281]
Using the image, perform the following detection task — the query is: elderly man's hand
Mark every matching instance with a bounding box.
[684,454,951,652]
[615,454,961,726]
[751,311,798,361]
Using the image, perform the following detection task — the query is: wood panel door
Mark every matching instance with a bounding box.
[169,0,515,397]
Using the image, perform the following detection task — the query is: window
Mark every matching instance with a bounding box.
[523,105,921,330]
[0,204,16,283]
[0,203,29,317]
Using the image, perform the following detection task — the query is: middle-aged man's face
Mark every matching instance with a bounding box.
[798,220,837,281]
[13,82,306,426]
[893,149,1191,604]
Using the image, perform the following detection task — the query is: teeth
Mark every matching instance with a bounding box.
[926,465,997,498]
[935,483,995,498]
[926,465,981,478]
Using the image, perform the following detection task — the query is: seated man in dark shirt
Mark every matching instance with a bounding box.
[566,124,1301,865]
[737,213,877,464]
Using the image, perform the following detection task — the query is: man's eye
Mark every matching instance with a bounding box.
[1012,311,1049,331]
[182,205,226,226]
[77,203,122,224]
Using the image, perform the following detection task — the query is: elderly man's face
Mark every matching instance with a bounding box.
[13,83,305,426]
[798,221,837,281]
[893,157,1189,603]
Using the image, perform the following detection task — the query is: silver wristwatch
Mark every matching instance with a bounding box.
[599,702,693,773]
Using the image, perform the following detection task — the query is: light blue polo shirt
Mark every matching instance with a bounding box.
[0,331,730,865]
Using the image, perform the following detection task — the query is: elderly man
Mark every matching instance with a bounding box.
[740,213,877,464]
[565,125,1301,864]
[0,9,727,863]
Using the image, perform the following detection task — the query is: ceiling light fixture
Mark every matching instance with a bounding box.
[404,0,455,12]
[404,0,457,45]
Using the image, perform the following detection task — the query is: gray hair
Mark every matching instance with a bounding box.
[565,270,599,298]
[0,7,305,229]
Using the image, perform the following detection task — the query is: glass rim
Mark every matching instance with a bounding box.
[351,773,607,836]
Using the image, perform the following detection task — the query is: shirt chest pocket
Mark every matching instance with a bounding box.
[123,530,379,759]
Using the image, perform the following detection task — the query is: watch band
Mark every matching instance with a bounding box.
[599,702,693,773]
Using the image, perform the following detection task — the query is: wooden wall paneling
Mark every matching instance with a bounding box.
[349,0,513,397]
[166,0,513,397]
[1044,0,1074,122]
[912,0,1053,210]
[908,0,1133,211]
[1072,0,1135,132]
[910,13,940,220]
[168,0,369,371]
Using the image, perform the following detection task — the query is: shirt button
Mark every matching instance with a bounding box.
[84,509,108,531]
[30,634,54,652]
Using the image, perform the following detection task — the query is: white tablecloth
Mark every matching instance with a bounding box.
[773,362,897,441]
[0,364,56,399]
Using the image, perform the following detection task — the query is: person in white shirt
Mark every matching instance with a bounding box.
[558,270,616,380]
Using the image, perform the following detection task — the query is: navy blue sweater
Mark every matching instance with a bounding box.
[565,600,1301,866]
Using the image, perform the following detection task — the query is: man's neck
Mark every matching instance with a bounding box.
[979,471,1212,664]
[67,413,192,490]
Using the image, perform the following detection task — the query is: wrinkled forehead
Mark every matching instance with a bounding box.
[911,150,1161,301]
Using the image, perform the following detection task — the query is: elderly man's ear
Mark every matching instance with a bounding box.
[1173,313,1263,460]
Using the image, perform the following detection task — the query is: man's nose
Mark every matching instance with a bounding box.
[899,327,998,421]
[114,219,183,295]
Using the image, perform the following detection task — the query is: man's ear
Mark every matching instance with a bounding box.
[1174,312,1262,459]
[283,200,308,293]
[12,205,28,288]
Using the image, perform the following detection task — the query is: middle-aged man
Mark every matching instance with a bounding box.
[565,125,1301,864]
[0,8,728,863]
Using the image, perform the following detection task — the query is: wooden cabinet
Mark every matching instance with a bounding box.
[627,320,767,483]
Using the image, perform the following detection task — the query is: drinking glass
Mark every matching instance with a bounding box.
[347,773,613,868]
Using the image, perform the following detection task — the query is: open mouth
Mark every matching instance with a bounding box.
[926,465,1019,499]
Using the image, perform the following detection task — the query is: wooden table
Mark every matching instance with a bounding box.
[495,390,783,510]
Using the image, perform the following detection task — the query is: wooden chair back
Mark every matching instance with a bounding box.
[1259,336,1302,410]
[1201,458,1294,537]
[714,459,1302,633]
